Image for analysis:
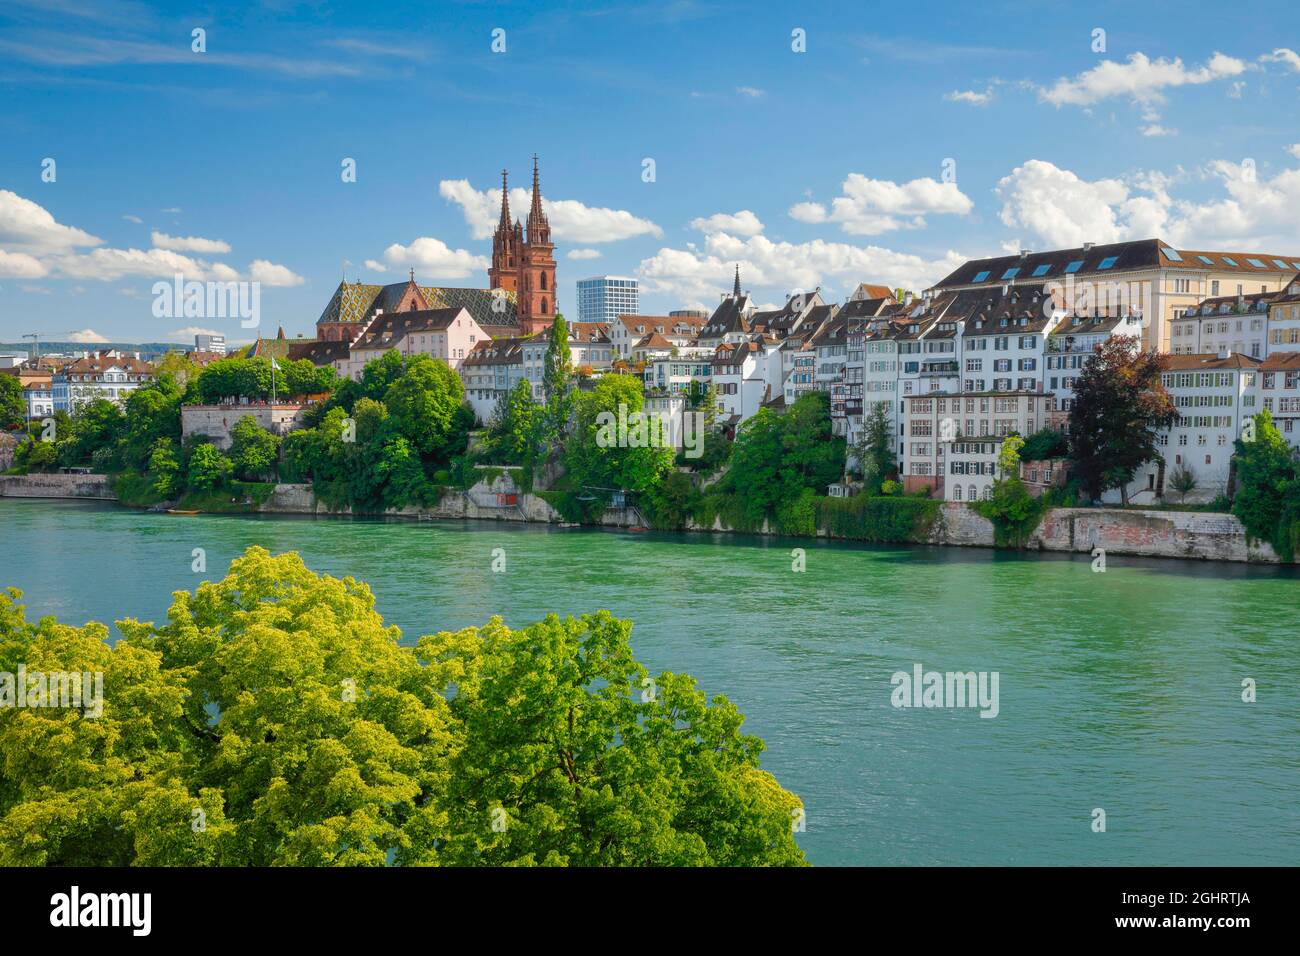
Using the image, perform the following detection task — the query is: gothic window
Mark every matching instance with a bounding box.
[542,297,549,314]
[541,272,548,291]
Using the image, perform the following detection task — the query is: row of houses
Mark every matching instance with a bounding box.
[2,350,156,419]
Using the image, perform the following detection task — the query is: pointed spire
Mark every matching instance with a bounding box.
[497,168,511,228]
[409,268,415,283]
[734,264,742,297]
[526,154,549,242]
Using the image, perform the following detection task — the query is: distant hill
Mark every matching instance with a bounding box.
[0,342,206,354]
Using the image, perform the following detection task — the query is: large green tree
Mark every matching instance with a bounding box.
[0,374,25,430]
[1068,337,1178,503]
[1232,409,1300,556]
[852,401,896,492]
[228,415,281,481]
[485,379,541,466]
[383,355,471,461]
[0,547,806,866]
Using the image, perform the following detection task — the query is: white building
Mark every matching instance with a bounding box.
[711,336,783,430]
[52,351,154,412]
[577,276,639,325]
[459,337,528,424]
[1045,310,1145,413]
[346,306,487,380]
[194,333,227,355]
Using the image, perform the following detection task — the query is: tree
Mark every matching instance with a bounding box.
[1232,409,1299,551]
[564,375,674,519]
[779,392,845,493]
[0,374,25,430]
[998,434,1025,479]
[0,547,806,866]
[56,399,125,469]
[228,415,281,481]
[418,610,807,866]
[485,379,540,466]
[153,351,200,388]
[12,437,57,474]
[383,355,468,461]
[852,402,895,491]
[186,442,232,492]
[1167,463,1198,504]
[148,439,183,499]
[541,315,574,442]
[1068,337,1178,503]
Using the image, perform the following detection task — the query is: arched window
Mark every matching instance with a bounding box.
[953,485,963,501]
[541,271,548,291]
[981,485,991,500]
[968,485,976,501]
[541,297,549,314]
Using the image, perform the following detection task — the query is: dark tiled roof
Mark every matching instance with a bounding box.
[353,308,470,351]
[1164,352,1262,371]
[318,281,519,329]
[287,340,351,365]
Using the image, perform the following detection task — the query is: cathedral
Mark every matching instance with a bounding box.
[489,156,557,335]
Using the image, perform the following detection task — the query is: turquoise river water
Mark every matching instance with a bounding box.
[1,499,1297,865]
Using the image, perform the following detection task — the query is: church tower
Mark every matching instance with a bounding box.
[488,169,522,293]
[517,156,557,334]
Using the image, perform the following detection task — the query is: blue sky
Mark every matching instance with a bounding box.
[2,0,1299,345]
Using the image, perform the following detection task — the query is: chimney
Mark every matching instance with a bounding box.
[904,292,913,306]
[1218,347,1229,360]
[1020,249,1031,259]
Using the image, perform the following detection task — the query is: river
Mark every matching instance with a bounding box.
[2,498,1297,866]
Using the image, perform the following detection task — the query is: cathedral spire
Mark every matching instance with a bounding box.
[734,264,742,297]
[498,168,511,228]
[526,154,550,243]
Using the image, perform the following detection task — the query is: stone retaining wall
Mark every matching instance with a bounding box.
[0,473,116,499]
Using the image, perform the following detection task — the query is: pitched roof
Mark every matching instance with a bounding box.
[1259,352,1300,371]
[353,307,472,351]
[318,280,519,329]
[287,340,351,365]
[1163,352,1262,371]
[699,295,752,338]
[934,239,1300,289]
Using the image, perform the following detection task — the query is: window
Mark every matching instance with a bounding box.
[1246,258,1266,269]
[1064,260,1083,274]
[1001,267,1020,280]
[1162,247,1183,262]
[1032,264,1051,277]
[1097,256,1118,270]
[973,270,990,282]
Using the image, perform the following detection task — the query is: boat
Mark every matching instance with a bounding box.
[166,509,201,515]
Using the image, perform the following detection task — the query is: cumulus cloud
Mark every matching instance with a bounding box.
[689,210,765,236]
[439,179,662,243]
[945,88,993,106]
[567,248,602,260]
[1142,124,1176,137]
[151,230,232,254]
[996,155,1300,251]
[637,232,965,304]
[790,173,973,235]
[367,236,487,279]
[1037,52,1246,124]
[169,326,224,341]
[247,259,304,287]
[0,249,48,278]
[0,189,101,253]
[66,329,109,344]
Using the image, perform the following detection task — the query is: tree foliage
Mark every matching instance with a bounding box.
[0,548,806,866]
[1068,338,1178,503]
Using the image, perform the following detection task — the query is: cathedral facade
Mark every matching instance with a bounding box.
[489,156,557,335]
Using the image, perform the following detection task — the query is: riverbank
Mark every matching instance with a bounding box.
[0,473,1282,563]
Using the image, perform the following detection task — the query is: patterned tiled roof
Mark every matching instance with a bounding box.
[317,281,519,330]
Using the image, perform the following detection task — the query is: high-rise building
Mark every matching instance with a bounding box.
[194,333,226,354]
[577,276,639,324]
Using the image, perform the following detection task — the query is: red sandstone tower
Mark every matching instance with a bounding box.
[490,156,556,334]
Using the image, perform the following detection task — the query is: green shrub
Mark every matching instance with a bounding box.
[815,495,940,543]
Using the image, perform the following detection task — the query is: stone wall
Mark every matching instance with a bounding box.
[1031,507,1280,563]
[258,481,564,523]
[181,404,307,450]
[0,473,115,499]
[933,502,996,546]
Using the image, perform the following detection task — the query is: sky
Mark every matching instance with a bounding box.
[1,0,1299,346]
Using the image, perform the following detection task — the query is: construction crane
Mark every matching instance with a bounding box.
[21,332,40,365]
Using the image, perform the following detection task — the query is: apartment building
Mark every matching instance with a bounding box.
[712,336,783,429]
[1143,353,1261,504]
[1257,351,1300,448]
[1170,292,1273,358]
[1266,277,1300,354]
[611,314,707,358]
[901,391,1054,497]
[52,351,155,412]
[931,239,1300,353]
[459,337,528,424]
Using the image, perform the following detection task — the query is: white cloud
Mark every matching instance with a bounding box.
[439,179,662,243]
[66,329,108,344]
[996,156,1300,251]
[169,326,224,341]
[1260,48,1300,72]
[567,248,602,260]
[363,259,388,272]
[0,249,48,278]
[736,86,765,98]
[122,214,143,224]
[19,284,51,294]
[1288,144,1300,160]
[1142,124,1176,137]
[0,189,101,253]
[637,231,965,304]
[51,245,208,281]
[247,259,305,287]
[151,230,232,254]
[945,88,993,106]
[368,236,487,280]
[790,173,973,235]
[1037,52,1246,120]
[689,210,765,236]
